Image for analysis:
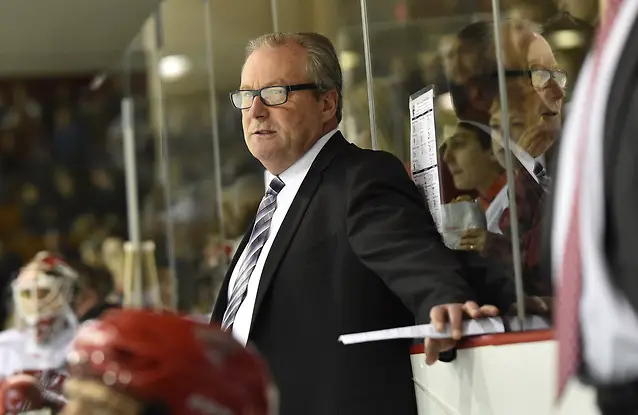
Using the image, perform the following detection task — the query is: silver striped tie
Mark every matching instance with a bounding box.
[221,176,285,331]
[533,162,551,192]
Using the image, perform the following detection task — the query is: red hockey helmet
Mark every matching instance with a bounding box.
[0,374,48,414]
[65,308,276,415]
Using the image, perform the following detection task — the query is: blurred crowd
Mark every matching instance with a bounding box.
[0,74,266,326]
[0,78,153,328]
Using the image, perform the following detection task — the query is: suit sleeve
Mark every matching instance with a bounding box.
[607,81,638,315]
[540,150,558,290]
[345,150,476,324]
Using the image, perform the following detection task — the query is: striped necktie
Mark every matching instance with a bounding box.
[533,162,551,192]
[221,176,285,331]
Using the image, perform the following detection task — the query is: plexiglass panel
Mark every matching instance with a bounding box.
[4,0,596,324]
[0,2,159,326]
[362,0,598,323]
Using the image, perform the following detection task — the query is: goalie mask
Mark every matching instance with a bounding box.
[12,252,78,344]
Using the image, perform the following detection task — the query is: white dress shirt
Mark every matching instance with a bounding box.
[228,128,339,345]
[552,0,638,383]
[485,186,508,235]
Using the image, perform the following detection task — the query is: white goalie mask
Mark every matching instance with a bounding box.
[11,252,78,344]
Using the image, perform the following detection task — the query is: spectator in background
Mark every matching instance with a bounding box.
[441,121,505,211]
[19,143,55,191]
[52,167,80,234]
[197,234,234,314]
[2,83,41,130]
[0,129,17,177]
[87,165,126,222]
[221,175,264,242]
[0,241,22,330]
[348,79,404,157]
[71,262,119,322]
[100,237,125,304]
[52,107,84,168]
[446,19,563,297]
[79,238,103,268]
[42,229,78,262]
[0,91,8,123]
[19,183,53,236]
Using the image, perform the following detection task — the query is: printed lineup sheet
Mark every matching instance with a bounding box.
[409,86,442,231]
[338,316,551,345]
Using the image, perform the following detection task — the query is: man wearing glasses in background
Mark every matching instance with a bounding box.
[210,32,504,415]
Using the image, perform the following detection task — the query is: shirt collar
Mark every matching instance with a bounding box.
[479,174,507,210]
[267,128,339,188]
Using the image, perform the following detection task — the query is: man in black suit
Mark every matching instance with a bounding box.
[544,1,638,413]
[211,32,501,415]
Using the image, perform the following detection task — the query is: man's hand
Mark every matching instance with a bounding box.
[518,124,558,158]
[459,228,491,253]
[424,301,500,365]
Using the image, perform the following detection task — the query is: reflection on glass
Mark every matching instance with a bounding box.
[361,0,600,321]
[530,68,567,89]
[441,122,504,203]
[0,0,590,324]
[444,19,566,299]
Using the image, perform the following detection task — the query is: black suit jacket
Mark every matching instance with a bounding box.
[212,133,488,415]
[601,15,638,314]
[542,15,638,316]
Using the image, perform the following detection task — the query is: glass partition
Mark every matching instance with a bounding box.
[25,0,597,321]
[200,0,277,317]
[130,0,375,313]
[98,0,600,319]
[95,41,158,310]
[335,3,380,152]
[362,0,598,324]
[138,0,219,314]
[0,3,159,326]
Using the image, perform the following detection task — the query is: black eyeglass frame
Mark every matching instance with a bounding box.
[229,83,319,109]
[487,69,568,89]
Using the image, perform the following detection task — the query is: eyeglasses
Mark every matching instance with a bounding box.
[230,83,319,110]
[529,69,567,89]
[484,69,568,90]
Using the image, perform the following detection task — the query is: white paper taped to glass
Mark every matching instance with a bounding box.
[338,316,551,345]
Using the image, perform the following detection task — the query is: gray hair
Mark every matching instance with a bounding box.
[246,32,343,123]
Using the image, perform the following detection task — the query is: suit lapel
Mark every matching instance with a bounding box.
[210,220,254,323]
[249,133,347,331]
